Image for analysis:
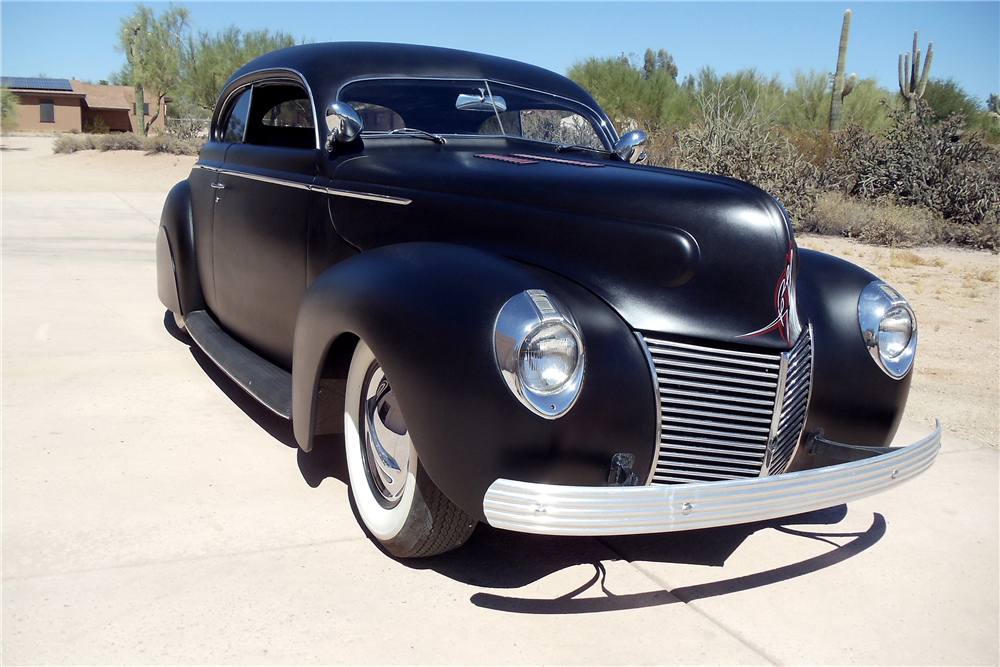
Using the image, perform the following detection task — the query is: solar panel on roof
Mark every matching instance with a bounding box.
[0,77,74,91]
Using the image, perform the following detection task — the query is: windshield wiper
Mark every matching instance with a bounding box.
[388,128,446,144]
[555,143,609,155]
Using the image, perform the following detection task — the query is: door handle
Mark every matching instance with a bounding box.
[211,182,225,190]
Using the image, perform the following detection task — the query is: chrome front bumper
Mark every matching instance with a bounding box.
[483,423,941,536]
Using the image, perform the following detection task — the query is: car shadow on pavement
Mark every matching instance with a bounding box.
[166,312,349,488]
[163,312,886,614]
[407,505,886,614]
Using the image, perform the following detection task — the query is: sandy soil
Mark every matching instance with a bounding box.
[1,135,196,192]
[2,133,997,447]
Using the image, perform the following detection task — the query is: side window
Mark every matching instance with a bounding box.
[222,89,251,143]
[261,99,314,129]
[245,84,316,149]
[40,99,55,123]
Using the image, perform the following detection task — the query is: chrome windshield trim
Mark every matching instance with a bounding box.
[483,422,941,536]
[193,165,411,205]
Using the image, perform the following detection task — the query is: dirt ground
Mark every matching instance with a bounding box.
[2,133,997,448]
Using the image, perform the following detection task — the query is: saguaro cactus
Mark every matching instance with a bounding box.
[898,30,934,115]
[829,9,858,131]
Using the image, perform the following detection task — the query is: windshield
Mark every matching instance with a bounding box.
[340,78,610,150]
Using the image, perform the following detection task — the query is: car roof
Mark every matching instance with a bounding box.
[225,41,606,116]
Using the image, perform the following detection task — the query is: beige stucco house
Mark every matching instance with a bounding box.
[1,77,166,133]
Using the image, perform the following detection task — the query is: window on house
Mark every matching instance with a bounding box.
[40,99,55,123]
[132,103,150,115]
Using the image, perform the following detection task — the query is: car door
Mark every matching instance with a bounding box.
[211,80,321,368]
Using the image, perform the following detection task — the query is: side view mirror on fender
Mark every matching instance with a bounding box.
[614,129,647,163]
[326,102,363,150]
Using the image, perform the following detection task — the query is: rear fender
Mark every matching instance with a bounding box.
[292,242,656,520]
[156,180,205,317]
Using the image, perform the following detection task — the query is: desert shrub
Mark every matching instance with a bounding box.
[50,131,202,156]
[97,133,145,151]
[828,101,1000,250]
[52,134,98,153]
[802,192,943,246]
[143,132,202,155]
[669,88,821,222]
[82,117,110,134]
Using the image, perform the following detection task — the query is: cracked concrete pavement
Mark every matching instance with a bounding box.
[2,157,997,664]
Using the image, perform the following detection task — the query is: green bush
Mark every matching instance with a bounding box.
[83,117,111,134]
[1,87,20,133]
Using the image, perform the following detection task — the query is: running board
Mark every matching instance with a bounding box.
[184,310,293,418]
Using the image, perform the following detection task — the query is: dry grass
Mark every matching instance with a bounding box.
[799,233,999,447]
[802,193,944,247]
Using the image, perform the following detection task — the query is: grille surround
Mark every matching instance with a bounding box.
[641,328,812,485]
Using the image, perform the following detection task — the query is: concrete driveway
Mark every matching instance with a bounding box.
[2,188,997,665]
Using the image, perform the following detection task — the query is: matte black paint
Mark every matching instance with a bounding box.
[322,139,798,346]
[156,42,914,518]
[157,180,204,316]
[787,250,912,471]
[292,243,657,520]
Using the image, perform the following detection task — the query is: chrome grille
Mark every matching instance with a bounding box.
[765,329,812,475]
[642,329,812,484]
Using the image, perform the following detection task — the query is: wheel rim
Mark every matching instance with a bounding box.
[361,362,412,508]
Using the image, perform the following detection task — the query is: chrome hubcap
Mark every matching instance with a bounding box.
[362,364,411,506]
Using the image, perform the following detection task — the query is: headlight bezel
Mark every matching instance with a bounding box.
[858,280,918,379]
[494,290,585,418]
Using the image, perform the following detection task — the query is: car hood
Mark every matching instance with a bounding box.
[328,143,801,348]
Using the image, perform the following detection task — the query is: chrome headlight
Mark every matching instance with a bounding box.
[494,290,585,418]
[859,280,917,379]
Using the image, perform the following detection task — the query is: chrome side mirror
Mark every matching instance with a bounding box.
[614,130,647,164]
[326,102,363,150]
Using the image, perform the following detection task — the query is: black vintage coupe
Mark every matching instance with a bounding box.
[157,42,940,558]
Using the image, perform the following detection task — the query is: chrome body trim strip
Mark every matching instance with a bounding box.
[193,164,412,205]
[482,422,941,536]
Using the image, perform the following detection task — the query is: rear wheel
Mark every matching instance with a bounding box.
[344,340,477,558]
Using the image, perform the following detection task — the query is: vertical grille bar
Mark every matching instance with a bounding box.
[641,329,812,485]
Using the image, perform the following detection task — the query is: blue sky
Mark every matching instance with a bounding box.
[2,1,998,104]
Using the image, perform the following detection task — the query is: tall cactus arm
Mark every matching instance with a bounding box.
[916,43,934,97]
[899,53,910,99]
[843,73,858,97]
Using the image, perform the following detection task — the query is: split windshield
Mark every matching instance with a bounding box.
[340,78,609,150]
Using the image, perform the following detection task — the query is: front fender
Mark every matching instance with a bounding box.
[292,243,656,520]
[788,249,913,471]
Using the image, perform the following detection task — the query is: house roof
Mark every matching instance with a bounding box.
[1,76,75,91]
[70,80,135,111]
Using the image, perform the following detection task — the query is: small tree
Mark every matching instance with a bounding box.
[1,87,20,133]
[181,27,297,112]
[118,4,190,135]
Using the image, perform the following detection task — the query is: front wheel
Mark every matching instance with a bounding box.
[344,340,477,558]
